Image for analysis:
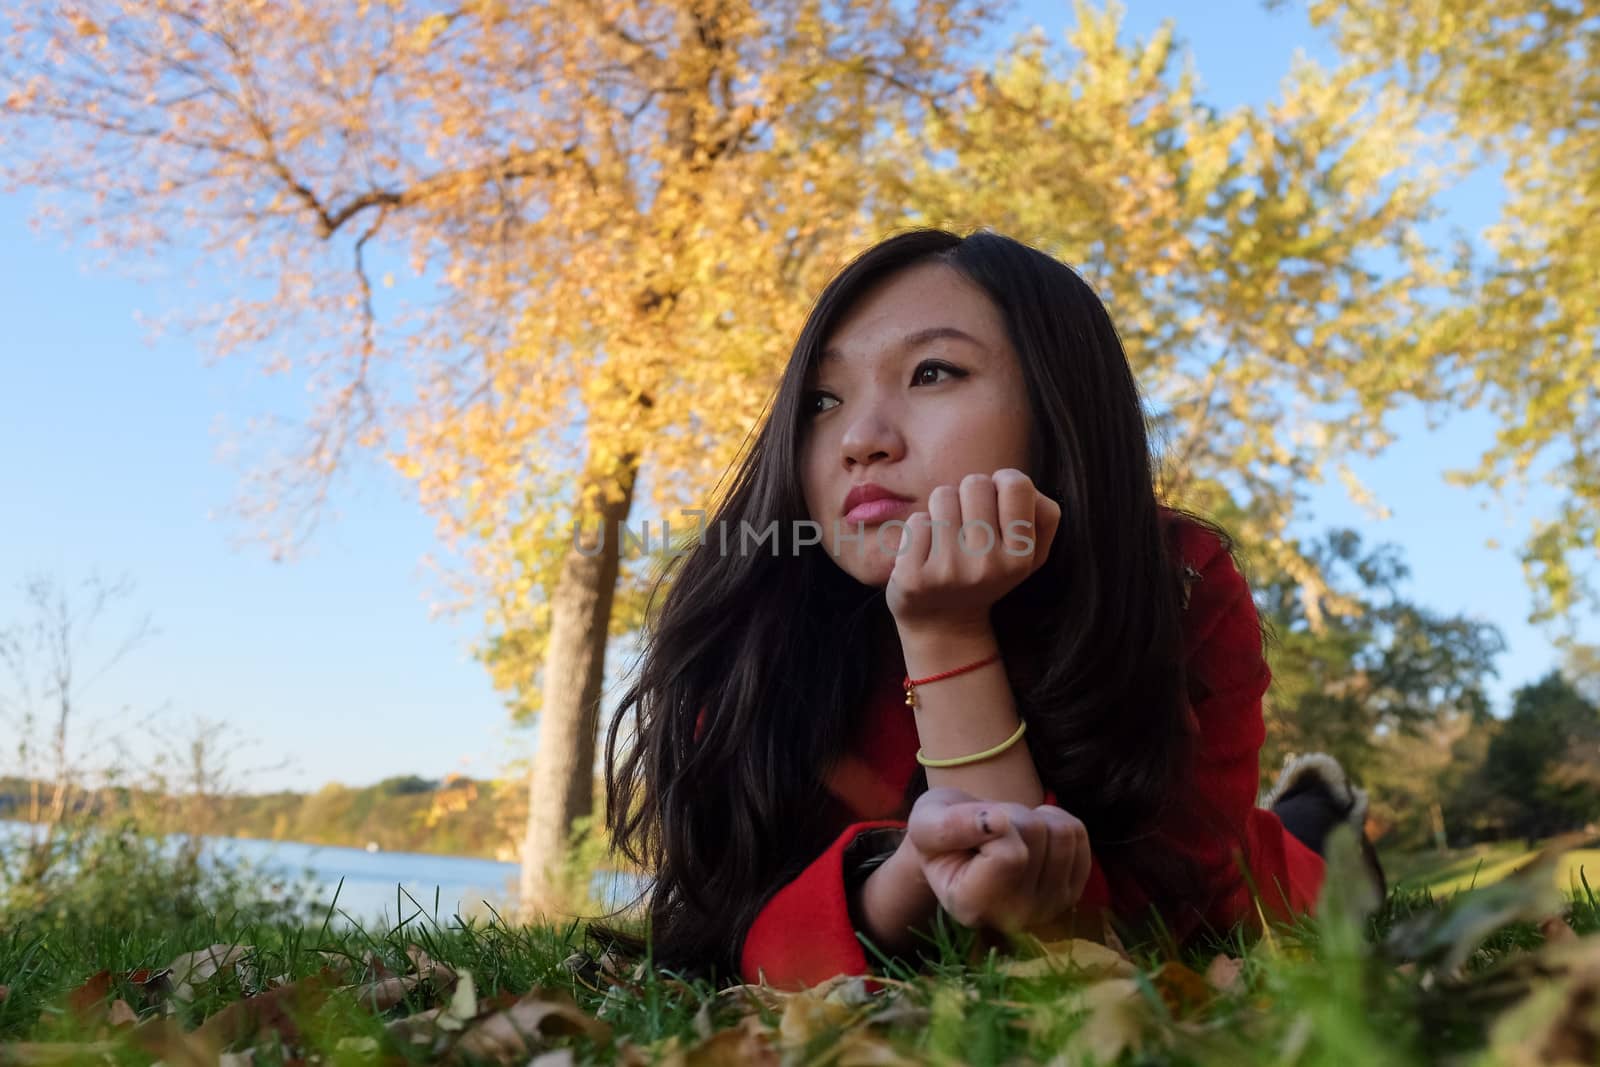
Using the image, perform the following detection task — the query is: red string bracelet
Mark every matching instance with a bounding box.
[903,652,1002,709]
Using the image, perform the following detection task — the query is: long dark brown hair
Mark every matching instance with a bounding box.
[600,229,1232,983]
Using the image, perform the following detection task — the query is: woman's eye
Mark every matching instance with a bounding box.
[805,391,839,415]
[912,361,964,386]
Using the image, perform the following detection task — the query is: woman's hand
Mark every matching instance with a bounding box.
[905,786,1092,935]
[886,468,1061,635]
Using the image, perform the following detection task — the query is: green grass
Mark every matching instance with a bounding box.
[1385,834,1600,896]
[4,837,1600,1065]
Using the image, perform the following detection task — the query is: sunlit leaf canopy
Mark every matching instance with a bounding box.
[877,4,1454,630]
[3,0,1593,718]
[1302,0,1600,625]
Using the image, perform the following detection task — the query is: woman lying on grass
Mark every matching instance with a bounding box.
[600,228,1385,990]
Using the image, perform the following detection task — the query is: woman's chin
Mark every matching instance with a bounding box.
[837,553,896,590]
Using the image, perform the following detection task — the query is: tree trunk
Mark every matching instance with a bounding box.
[519,454,638,919]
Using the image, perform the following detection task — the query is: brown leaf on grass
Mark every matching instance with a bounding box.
[1057,978,1154,1064]
[708,982,789,1017]
[658,1013,780,1067]
[65,971,112,1025]
[405,944,457,988]
[0,1040,120,1065]
[70,967,173,1019]
[191,968,338,1052]
[1204,954,1246,995]
[863,989,931,1031]
[389,966,481,1050]
[777,989,858,1049]
[1486,948,1600,1066]
[1386,834,1578,975]
[527,1051,576,1067]
[830,1028,924,1066]
[692,1000,715,1040]
[314,951,359,981]
[350,974,422,1013]
[452,987,611,1063]
[387,1006,450,1050]
[610,1041,657,1067]
[1150,961,1216,1019]
[335,1036,380,1055]
[0,985,8,1003]
[128,1015,220,1067]
[106,1000,137,1028]
[996,937,1139,980]
[443,969,477,1028]
[165,944,251,1005]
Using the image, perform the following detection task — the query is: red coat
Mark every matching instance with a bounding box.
[737,518,1326,990]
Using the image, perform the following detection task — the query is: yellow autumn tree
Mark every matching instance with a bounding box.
[1300,0,1600,626]
[0,0,1000,912]
[876,2,1453,628]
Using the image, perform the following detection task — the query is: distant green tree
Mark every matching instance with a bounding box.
[377,775,437,797]
[1255,529,1506,777]
[1471,671,1600,842]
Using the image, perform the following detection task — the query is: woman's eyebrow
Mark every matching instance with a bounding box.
[819,325,989,366]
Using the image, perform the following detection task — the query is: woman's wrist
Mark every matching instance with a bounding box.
[897,620,1000,677]
[852,835,938,958]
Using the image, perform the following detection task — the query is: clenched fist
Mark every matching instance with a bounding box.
[886,469,1061,635]
[905,786,1092,934]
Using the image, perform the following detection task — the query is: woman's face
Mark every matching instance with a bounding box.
[799,260,1035,588]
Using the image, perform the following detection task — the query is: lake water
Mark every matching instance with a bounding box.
[1,821,646,927]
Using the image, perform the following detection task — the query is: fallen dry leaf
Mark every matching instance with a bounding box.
[443,969,477,1029]
[387,1006,449,1049]
[1486,949,1600,1067]
[106,1000,138,1028]
[658,1013,780,1067]
[831,1027,924,1066]
[0,1040,120,1065]
[335,1036,380,1055]
[1204,954,1246,995]
[453,987,611,1063]
[385,968,480,1053]
[709,981,789,1017]
[191,968,338,1052]
[350,973,422,1013]
[405,944,457,988]
[527,1050,577,1067]
[314,951,359,981]
[692,1000,715,1040]
[777,990,858,1049]
[165,944,251,1005]
[1052,978,1153,1065]
[128,1014,220,1067]
[1149,961,1215,1019]
[997,938,1139,980]
[65,971,112,1026]
[862,989,931,1030]
[818,975,877,1007]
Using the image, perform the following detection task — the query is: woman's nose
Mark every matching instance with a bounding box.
[839,401,905,469]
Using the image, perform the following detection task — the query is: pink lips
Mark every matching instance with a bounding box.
[840,483,915,525]
[842,497,915,525]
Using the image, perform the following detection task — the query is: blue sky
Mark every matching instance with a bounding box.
[0,0,1589,792]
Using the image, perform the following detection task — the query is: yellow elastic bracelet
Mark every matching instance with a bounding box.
[916,720,1027,768]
